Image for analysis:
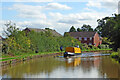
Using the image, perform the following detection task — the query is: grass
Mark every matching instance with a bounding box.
[81,48,112,52]
[1,51,63,62]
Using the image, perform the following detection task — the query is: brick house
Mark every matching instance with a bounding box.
[66,32,102,47]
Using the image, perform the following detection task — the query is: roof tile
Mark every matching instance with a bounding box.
[68,32,96,38]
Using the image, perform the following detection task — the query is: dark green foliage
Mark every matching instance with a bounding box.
[77,28,82,32]
[70,25,94,32]
[64,32,70,37]
[45,28,50,30]
[95,14,120,50]
[81,24,93,31]
[69,26,76,32]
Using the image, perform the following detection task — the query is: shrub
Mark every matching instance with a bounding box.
[98,44,109,49]
[117,48,120,56]
[2,29,83,55]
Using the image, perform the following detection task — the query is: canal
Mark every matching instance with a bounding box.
[1,52,120,79]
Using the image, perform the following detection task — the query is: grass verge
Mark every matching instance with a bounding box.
[81,48,112,52]
[1,51,63,62]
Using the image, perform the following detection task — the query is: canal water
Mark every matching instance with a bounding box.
[1,52,120,79]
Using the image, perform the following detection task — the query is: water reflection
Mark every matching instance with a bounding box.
[66,57,81,67]
[99,56,120,78]
[1,52,120,78]
[2,58,65,78]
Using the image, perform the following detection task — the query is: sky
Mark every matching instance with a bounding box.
[0,0,119,36]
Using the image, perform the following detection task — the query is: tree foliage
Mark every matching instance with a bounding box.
[77,28,82,32]
[69,26,76,32]
[95,14,120,50]
[81,24,93,31]
[2,23,82,55]
[3,21,19,37]
[70,24,94,32]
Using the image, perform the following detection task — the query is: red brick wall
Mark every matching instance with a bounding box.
[81,38,93,45]
[93,33,100,47]
[75,32,102,47]
[76,37,93,45]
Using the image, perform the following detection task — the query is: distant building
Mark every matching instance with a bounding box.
[65,32,102,47]
[24,28,62,37]
[0,36,2,40]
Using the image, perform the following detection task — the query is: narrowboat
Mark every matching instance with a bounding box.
[64,47,81,57]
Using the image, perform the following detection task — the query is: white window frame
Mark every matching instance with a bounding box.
[79,37,82,40]
[90,37,92,40]
[84,37,87,40]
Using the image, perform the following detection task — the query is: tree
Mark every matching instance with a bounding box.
[81,24,93,31]
[77,28,82,32]
[3,21,19,37]
[69,26,76,32]
[64,32,70,37]
[95,14,120,50]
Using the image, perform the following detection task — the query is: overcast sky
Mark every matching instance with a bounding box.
[0,0,119,36]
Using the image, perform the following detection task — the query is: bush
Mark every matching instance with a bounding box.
[2,29,83,55]
[98,44,110,49]
[111,52,119,58]
[117,48,120,56]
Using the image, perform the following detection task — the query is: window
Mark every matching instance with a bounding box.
[84,37,87,40]
[89,43,92,45]
[79,37,82,40]
[90,37,92,40]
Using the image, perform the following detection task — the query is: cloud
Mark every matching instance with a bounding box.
[50,12,104,25]
[58,19,79,24]
[86,0,119,9]
[3,2,118,35]
[87,1,102,8]
[10,3,71,19]
[16,20,53,29]
[45,3,72,10]
[0,20,4,36]
[10,4,46,19]
[102,0,118,9]
[2,0,53,2]
[48,11,110,33]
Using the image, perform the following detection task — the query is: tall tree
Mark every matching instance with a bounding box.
[95,14,120,50]
[69,26,76,32]
[77,28,82,32]
[81,24,93,31]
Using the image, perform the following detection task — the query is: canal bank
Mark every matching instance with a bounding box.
[0,52,62,66]
[1,49,112,66]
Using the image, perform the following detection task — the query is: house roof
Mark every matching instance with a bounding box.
[68,32,96,38]
[24,28,62,37]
